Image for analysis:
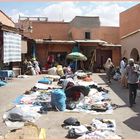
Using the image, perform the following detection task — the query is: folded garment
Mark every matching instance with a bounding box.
[67,125,89,138]
[63,117,80,126]
[90,104,108,112]
[8,113,24,122]
[38,78,52,84]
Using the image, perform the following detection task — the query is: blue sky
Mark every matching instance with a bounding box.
[0,2,139,26]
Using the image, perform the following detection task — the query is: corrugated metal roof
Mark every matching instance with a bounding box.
[101,43,121,47]
[35,39,75,44]
[75,40,107,43]
[35,39,121,47]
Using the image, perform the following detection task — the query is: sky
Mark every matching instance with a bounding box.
[0,1,139,26]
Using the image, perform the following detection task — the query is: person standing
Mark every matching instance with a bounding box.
[125,58,140,107]
[22,59,28,74]
[104,58,114,83]
[33,59,41,75]
[120,57,127,87]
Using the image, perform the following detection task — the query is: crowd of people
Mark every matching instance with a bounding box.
[104,57,140,108]
[22,58,41,75]
[21,55,140,108]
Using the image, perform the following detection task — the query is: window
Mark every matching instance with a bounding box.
[85,32,91,39]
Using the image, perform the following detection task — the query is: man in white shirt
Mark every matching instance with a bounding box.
[120,57,127,87]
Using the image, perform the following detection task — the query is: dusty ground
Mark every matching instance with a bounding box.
[0,73,140,139]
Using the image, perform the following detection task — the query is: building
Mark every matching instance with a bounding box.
[0,10,29,76]
[18,16,121,71]
[120,4,140,62]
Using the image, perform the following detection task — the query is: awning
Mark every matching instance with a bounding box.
[35,39,75,44]
[75,39,107,43]
[100,43,121,47]
[3,31,21,63]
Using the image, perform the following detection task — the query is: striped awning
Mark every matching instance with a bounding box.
[3,31,21,63]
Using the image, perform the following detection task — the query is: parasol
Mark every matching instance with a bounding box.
[66,52,87,71]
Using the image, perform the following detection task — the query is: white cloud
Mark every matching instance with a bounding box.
[9,2,132,26]
[84,3,126,26]
[36,2,82,22]
[10,9,28,23]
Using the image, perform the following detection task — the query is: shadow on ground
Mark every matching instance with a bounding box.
[99,74,140,113]
[123,113,140,131]
[99,73,140,132]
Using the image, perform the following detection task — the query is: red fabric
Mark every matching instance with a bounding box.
[45,63,51,70]
[72,92,81,101]
[47,55,54,63]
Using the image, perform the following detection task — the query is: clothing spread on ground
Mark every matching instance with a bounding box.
[3,71,121,139]
[62,117,121,139]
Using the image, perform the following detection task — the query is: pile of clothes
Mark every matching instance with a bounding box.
[62,117,122,139]
[3,72,115,130]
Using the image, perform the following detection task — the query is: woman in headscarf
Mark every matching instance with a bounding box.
[104,58,114,83]
[33,59,41,75]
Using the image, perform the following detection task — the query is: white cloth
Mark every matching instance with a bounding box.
[62,78,75,89]
[120,60,126,75]
[3,31,21,63]
[47,67,57,75]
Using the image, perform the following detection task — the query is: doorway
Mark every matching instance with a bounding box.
[130,48,139,62]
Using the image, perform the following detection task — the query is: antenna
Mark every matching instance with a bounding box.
[62,7,64,22]
[59,9,61,21]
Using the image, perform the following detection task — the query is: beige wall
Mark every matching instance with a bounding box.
[0,11,15,27]
[121,32,140,60]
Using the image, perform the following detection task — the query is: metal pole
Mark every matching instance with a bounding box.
[75,59,77,71]
[32,42,36,59]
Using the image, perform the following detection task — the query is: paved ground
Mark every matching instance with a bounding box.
[0,73,140,139]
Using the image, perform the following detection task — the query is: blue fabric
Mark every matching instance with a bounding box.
[51,89,66,111]
[101,92,109,100]
[0,80,6,87]
[38,78,52,84]
[0,70,14,78]
[13,95,23,104]
[69,62,76,69]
